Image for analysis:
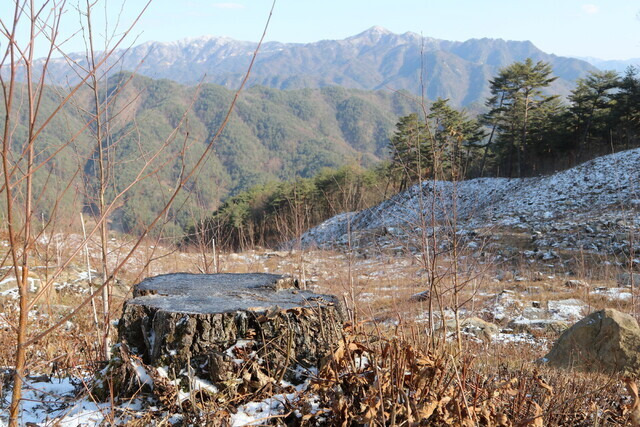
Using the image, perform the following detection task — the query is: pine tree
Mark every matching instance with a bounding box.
[569,70,619,152]
[387,113,430,189]
[612,66,640,148]
[484,58,558,177]
[428,98,486,179]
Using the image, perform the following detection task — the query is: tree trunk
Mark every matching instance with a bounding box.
[520,93,530,178]
[106,273,344,398]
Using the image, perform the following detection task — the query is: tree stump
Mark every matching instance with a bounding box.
[113,273,344,397]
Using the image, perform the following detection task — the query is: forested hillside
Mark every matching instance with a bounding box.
[1,73,418,235]
[5,59,637,241]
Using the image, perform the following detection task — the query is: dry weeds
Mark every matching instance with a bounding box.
[1,233,639,425]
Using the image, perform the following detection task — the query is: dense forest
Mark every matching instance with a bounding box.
[1,74,418,236]
[203,60,640,250]
[387,59,640,180]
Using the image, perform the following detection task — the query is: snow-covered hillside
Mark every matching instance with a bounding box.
[300,148,640,256]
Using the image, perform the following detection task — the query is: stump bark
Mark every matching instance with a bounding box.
[114,273,343,395]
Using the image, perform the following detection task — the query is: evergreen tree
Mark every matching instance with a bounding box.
[526,97,569,165]
[484,58,557,177]
[569,70,619,152]
[387,113,430,189]
[479,72,510,176]
[612,66,640,148]
[428,98,486,179]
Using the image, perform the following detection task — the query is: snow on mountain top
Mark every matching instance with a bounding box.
[300,148,640,249]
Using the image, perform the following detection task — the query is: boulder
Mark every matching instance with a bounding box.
[543,309,640,374]
[459,317,499,339]
[409,290,430,302]
[564,279,589,289]
[107,273,343,398]
[618,273,639,288]
[440,317,499,341]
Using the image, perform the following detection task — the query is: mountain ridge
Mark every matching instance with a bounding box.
[36,26,596,107]
[574,56,640,73]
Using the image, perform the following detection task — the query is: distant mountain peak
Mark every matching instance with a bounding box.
[139,34,250,50]
[348,26,396,42]
[364,25,393,34]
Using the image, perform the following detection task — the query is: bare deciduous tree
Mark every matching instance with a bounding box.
[0,1,275,424]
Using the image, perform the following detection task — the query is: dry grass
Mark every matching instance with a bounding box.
[66,320,638,425]
[1,230,639,425]
[293,326,634,426]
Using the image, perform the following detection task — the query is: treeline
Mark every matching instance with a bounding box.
[190,164,393,250]
[484,60,639,176]
[389,60,640,181]
[199,59,640,250]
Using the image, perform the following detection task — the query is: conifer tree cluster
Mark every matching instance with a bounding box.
[389,59,640,183]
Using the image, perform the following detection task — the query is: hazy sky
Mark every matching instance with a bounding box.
[2,0,638,60]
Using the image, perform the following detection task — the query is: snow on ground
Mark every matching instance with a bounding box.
[300,148,640,253]
[493,332,545,346]
[0,375,180,426]
[230,392,295,426]
[229,369,321,426]
[230,388,322,426]
[1,150,638,424]
[0,377,107,426]
[547,299,587,321]
[0,367,320,425]
[593,287,632,300]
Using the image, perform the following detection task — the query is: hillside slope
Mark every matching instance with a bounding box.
[301,148,640,257]
[1,74,418,233]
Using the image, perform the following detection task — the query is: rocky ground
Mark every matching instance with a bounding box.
[1,149,640,425]
[300,148,640,268]
[1,241,636,425]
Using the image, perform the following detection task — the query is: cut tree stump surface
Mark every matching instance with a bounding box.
[129,272,329,314]
[113,273,343,396]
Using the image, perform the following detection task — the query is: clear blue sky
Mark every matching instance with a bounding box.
[2,0,638,60]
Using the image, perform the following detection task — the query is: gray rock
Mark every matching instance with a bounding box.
[543,308,640,374]
[564,279,589,289]
[440,317,498,341]
[409,290,430,302]
[458,317,499,339]
[618,273,639,288]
